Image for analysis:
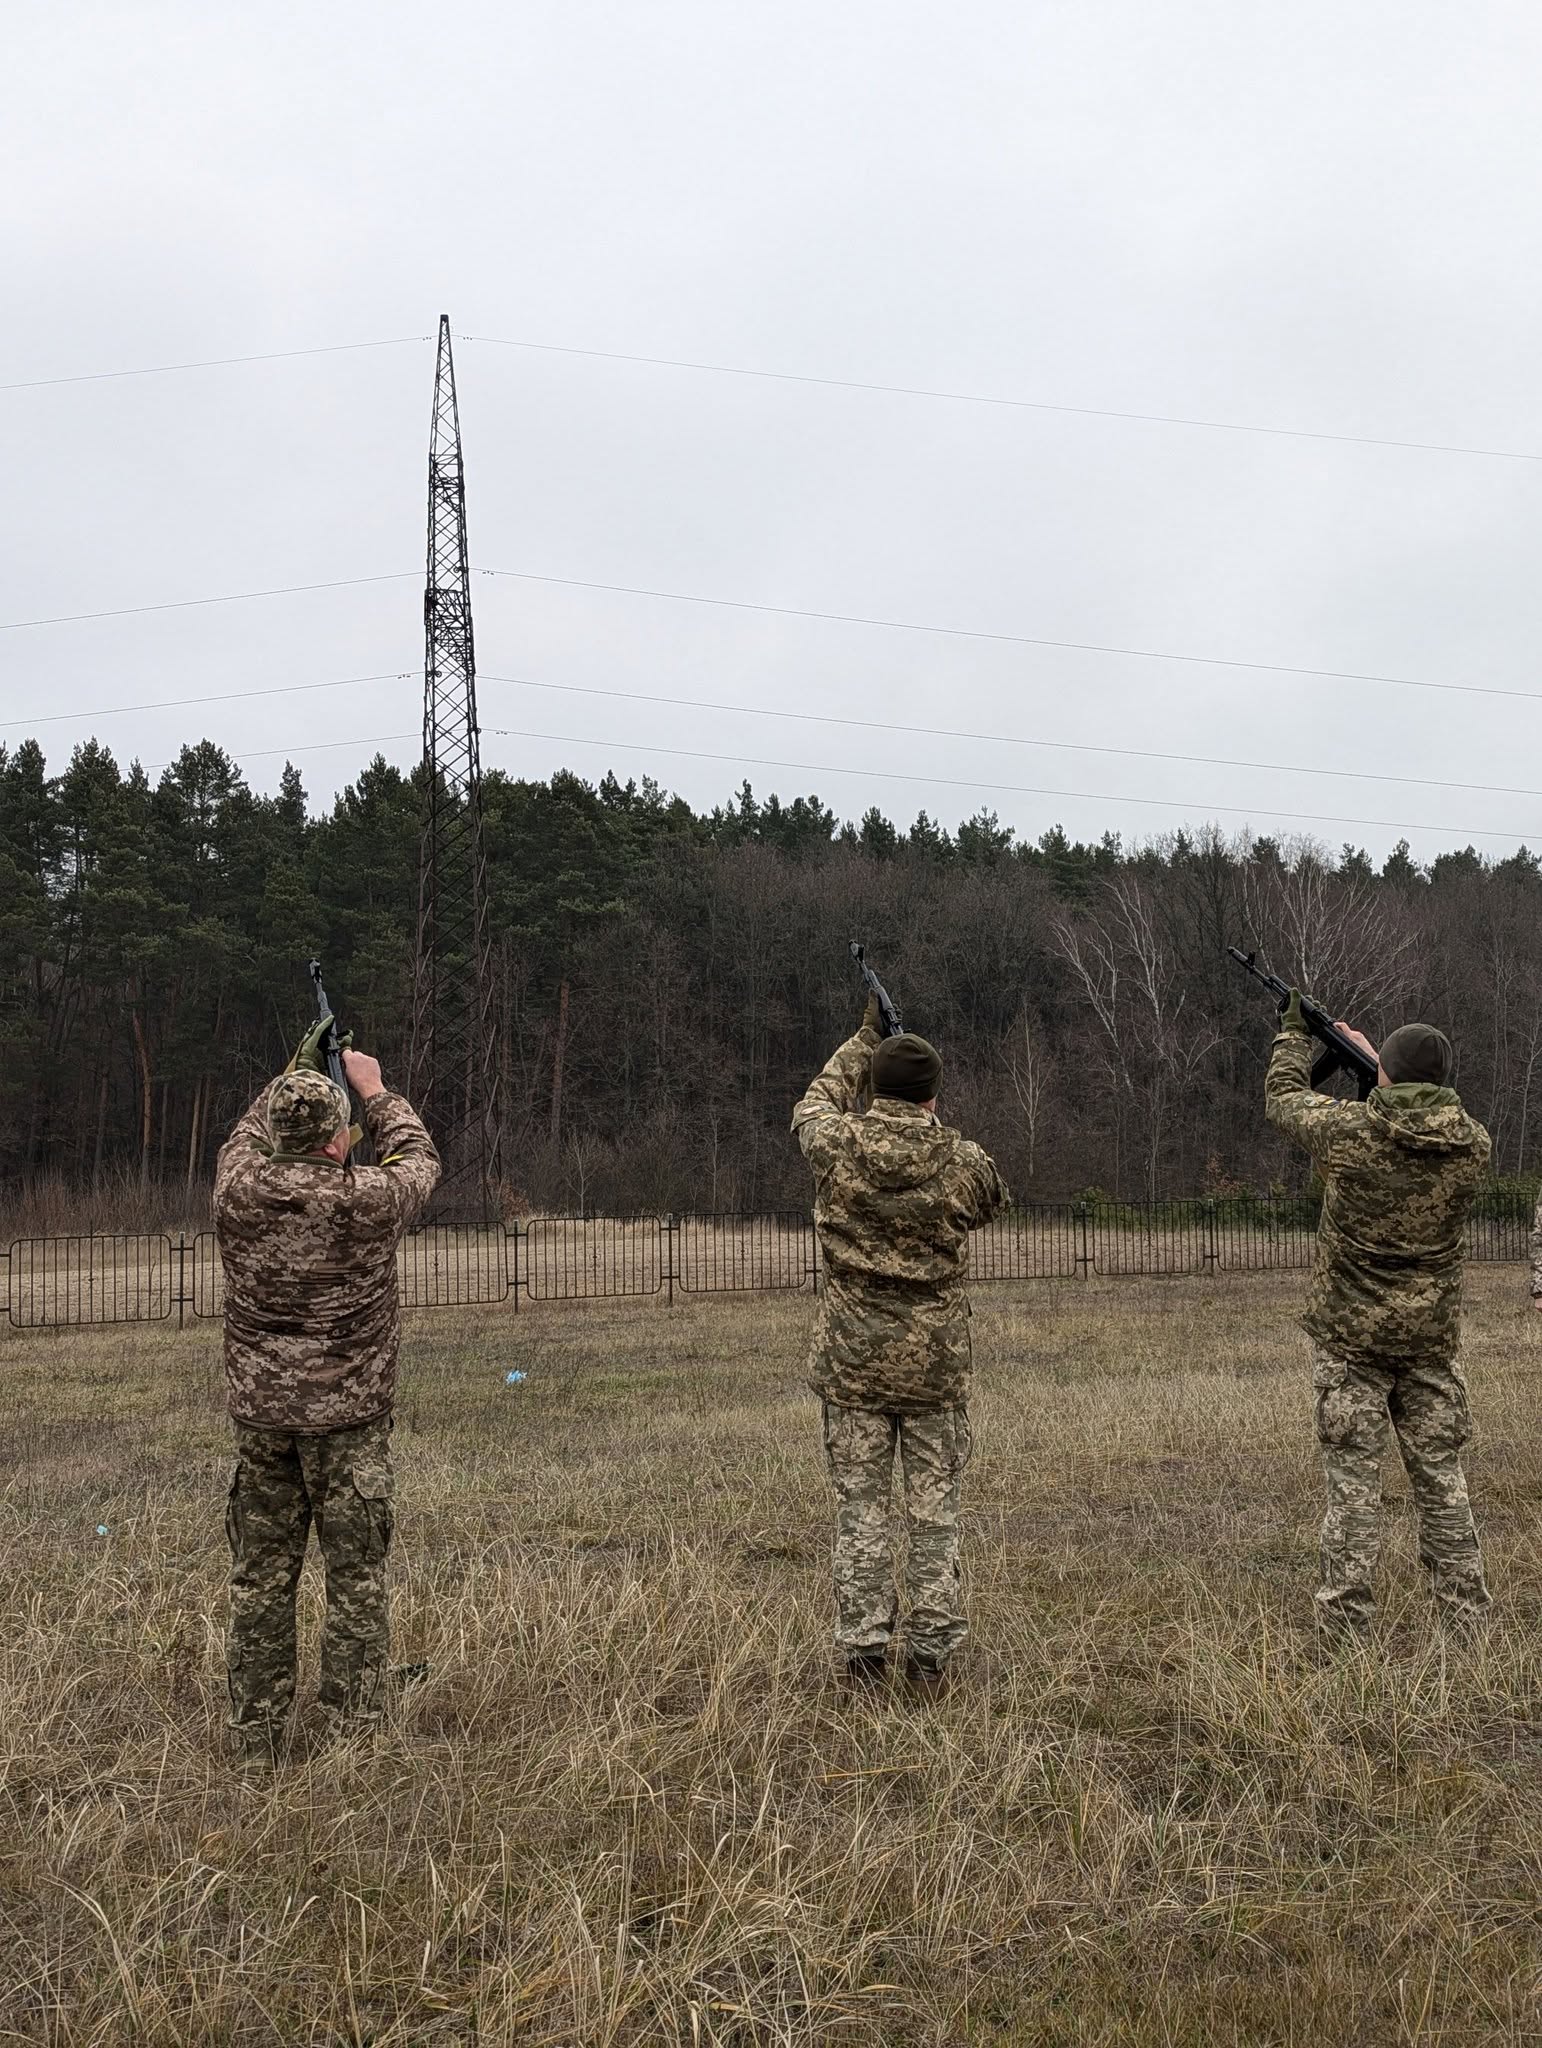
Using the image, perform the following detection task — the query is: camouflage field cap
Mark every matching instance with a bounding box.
[267,1069,351,1152]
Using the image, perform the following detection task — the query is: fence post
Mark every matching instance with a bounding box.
[509,1223,520,1312]
[1204,1199,1218,1273]
[1075,1203,1092,1282]
[665,1214,676,1306]
[174,1234,187,1329]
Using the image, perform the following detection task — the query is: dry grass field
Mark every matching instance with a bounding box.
[5,1272,1542,2045]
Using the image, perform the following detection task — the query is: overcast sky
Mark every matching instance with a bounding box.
[9,1,1542,865]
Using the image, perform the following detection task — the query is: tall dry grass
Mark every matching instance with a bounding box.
[4,1272,1542,2043]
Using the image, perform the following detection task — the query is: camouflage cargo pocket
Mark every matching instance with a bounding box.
[1456,1362,1474,1444]
[1311,1355,1347,1395]
[1313,1358,1389,1454]
[1421,1360,1473,1455]
[351,1466,394,1561]
[821,1400,845,1474]
[225,1467,243,1557]
[1311,1356,1355,1449]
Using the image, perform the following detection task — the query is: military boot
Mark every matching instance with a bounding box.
[841,1651,888,1692]
[1311,1617,1374,1666]
[316,1709,385,1753]
[231,1722,286,1773]
[903,1653,951,1697]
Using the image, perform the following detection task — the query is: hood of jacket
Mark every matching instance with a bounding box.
[1365,1083,1484,1155]
[845,1098,961,1190]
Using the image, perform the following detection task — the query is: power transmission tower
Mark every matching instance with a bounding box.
[408,315,502,1216]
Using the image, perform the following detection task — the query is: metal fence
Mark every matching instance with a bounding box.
[0,1201,1532,1331]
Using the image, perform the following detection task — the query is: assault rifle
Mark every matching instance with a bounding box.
[850,941,904,1039]
[306,957,349,1096]
[1228,947,1379,1100]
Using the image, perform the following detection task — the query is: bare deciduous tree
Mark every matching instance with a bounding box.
[1052,875,1220,1201]
[1239,836,1423,1022]
[1006,1003,1050,1187]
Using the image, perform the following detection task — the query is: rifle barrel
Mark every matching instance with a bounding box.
[307,959,347,1093]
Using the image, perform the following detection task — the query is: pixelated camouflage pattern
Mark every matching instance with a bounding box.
[226,1415,394,1749]
[1265,1030,1490,1366]
[213,1084,441,1430]
[822,1399,972,1666]
[267,1068,351,1151]
[1312,1350,1490,1633]
[793,1027,1009,1411]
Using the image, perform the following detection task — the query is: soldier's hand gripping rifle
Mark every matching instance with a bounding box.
[1227,947,1379,1100]
[850,941,904,1039]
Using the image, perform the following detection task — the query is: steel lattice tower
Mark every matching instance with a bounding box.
[408,316,502,1215]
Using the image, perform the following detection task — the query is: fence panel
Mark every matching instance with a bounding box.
[971,1206,1083,1281]
[675,1211,815,1293]
[399,1224,511,1308]
[7,1235,174,1328]
[1212,1206,1316,1273]
[1091,1203,1211,1278]
[1466,1214,1530,1265]
[192,1232,225,1318]
[522,1216,664,1300]
[192,1225,515,1315]
[7,1199,1539,1334]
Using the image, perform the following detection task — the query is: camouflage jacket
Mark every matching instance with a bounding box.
[1265,1030,1489,1366]
[212,1085,442,1430]
[792,1026,1009,1412]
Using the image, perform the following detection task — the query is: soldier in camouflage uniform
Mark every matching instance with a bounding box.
[212,1027,440,1764]
[793,999,1008,1690]
[1266,996,1491,1638]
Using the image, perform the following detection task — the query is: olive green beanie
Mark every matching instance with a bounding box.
[1379,1022,1453,1086]
[871,1032,943,1103]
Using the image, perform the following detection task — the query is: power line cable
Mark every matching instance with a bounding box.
[479,674,1542,804]
[484,724,1533,846]
[2,671,414,731]
[477,568,1542,707]
[1,336,430,393]
[0,572,418,632]
[459,332,1542,466]
[133,716,1532,842]
[5,662,1531,807]
[146,732,419,772]
[5,551,1530,719]
[0,318,1526,464]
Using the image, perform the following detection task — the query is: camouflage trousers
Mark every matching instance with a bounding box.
[1313,1352,1490,1634]
[820,1400,972,1668]
[226,1415,394,1749]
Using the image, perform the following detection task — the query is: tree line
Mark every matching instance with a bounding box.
[3,732,1539,1221]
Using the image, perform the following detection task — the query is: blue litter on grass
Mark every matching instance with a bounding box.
[505,1370,527,1385]
[95,1525,108,1537]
